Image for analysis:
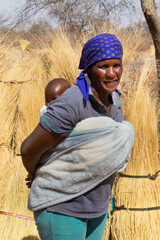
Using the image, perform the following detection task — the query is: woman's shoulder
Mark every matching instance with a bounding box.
[62,84,82,96]
[41,85,84,135]
[54,84,84,106]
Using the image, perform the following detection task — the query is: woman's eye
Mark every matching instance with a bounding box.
[114,64,121,68]
[99,65,106,69]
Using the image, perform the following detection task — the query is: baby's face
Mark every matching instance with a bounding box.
[45,88,65,106]
[45,81,71,106]
[45,87,57,106]
[45,98,54,106]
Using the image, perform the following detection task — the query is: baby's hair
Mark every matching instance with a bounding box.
[45,78,70,89]
[45,78,71,106]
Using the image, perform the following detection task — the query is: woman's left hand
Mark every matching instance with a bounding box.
[25,173,34,188]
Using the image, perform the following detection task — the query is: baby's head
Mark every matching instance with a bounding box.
[45,78,71,106]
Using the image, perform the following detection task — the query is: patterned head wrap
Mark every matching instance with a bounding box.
[79,33,123,70]
[76,33,123,101]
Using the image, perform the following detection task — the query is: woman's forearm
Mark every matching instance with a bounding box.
[21,142,41,179]
[20,123,63,179]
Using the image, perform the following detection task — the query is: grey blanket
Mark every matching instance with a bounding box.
[28,117,134,211]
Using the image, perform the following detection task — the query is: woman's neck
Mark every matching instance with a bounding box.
[91,87,111,107]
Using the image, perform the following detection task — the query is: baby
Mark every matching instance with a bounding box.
[40,78,71,116]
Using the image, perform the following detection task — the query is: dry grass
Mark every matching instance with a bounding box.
[0,29,82,240]
[0,27,159,240]
[110,60,160,240]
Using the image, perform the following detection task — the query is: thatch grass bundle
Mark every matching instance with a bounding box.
[111,60,160,240]
[0,27,159,240]
[0,151,39,240]
[0,30,82,240]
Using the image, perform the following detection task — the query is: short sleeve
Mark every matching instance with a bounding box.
[40,86,82,137]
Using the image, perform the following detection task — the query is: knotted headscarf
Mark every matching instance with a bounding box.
[76,33,123,101]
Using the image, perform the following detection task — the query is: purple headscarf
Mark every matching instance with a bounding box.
[76,33,123,101]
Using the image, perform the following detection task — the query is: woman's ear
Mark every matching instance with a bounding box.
[87,67,92,79]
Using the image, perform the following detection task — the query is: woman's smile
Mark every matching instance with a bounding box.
[103,79,118,87]
[103,80,118,84]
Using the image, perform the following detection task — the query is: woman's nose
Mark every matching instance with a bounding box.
[106,67,116,77]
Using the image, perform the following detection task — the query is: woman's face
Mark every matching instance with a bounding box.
[88,58,123,96]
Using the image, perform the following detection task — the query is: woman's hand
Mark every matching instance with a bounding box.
[25,173,34,188]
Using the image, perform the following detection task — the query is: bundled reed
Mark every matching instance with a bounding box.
[0,29,82,240]
[0,45,44,240]
[111,60,160,240]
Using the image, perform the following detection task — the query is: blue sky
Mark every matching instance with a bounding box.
[0,0,143,28]
[0,0,25,15]
[0,0,159,29]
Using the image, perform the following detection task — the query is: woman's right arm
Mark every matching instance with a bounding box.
[21,123,63,180]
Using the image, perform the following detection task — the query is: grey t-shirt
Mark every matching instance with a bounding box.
[40,85,124,218]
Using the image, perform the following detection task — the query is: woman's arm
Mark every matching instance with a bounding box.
[20,123,63,180]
